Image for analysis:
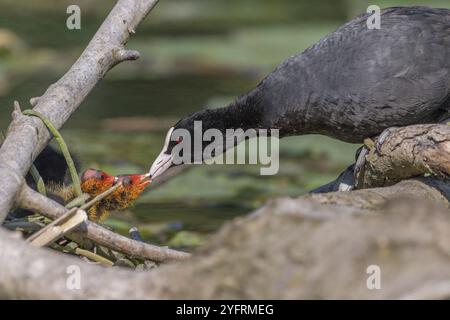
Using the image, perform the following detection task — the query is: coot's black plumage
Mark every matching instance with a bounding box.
[150,7,450,178]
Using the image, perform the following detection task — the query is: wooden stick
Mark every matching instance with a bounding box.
[27,209,87,247]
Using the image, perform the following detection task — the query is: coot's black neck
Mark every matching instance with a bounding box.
[180,67,317,138]
[182,93,269,134]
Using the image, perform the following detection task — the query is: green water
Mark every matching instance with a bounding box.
[2,0,445,249]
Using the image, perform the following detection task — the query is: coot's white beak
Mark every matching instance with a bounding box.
[149,151,173,179]
[149,127,174,179]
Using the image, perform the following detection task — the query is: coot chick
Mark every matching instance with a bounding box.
[87,173,150,222]
[48,169,150,222]
[149,7,450,181]
[8,145,150,221]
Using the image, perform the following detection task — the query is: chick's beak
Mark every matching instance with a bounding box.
[149,151,173,179]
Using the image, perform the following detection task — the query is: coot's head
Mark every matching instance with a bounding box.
[149,98,263,179]
[150,105,241,178]
[150,107,235,178]
[148,116,198,179]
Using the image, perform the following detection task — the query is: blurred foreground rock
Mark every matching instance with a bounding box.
[151,178,450,299]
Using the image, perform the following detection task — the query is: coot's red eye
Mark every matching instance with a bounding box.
[176,137,183,144]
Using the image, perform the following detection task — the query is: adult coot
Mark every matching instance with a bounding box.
[149,7,450,182]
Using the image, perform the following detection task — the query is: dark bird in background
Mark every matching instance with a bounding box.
[27,144,81,189]
[149,6,450,188]
[8,145,81,219]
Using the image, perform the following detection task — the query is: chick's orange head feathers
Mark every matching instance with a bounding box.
[80,168,116,196]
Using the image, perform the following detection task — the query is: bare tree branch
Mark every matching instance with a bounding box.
[0,0,159,221]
